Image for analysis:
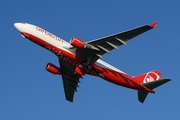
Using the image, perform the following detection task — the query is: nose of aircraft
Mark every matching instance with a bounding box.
[14,23,22,32]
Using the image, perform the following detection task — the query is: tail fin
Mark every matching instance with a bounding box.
[138,78,171,103]
[133,70,162,84]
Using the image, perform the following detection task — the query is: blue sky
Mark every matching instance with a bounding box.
[0,0,179,119]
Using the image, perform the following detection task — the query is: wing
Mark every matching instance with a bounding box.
[58,59,80,102]
[72,22,158,63]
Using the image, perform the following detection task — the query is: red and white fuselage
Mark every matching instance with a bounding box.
[14,22,159,93]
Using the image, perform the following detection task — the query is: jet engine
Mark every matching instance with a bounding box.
[70,37,85,49]
[70,37,99,51]
[46,63,61,75]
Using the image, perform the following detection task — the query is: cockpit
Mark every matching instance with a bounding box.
[21,22,36,29]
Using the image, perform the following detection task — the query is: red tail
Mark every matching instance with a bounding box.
[133,70,162,84]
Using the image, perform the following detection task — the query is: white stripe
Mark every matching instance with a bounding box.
[95,59,126,74]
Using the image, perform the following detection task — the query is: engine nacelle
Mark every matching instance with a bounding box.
[70,37,85,49]
[46,63,61,75]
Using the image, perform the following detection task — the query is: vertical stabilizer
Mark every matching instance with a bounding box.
[133,70,162,84]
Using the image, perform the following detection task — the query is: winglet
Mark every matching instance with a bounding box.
[149,22,158,28]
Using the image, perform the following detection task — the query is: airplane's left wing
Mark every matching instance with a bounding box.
[58,59,80,102]
[86,22,158,62]
[70,22,158,63]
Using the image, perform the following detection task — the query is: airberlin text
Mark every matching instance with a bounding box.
[36,27,63,43]
[45,46,79,66]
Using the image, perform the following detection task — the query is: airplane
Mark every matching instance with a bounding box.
[14,22,170,103]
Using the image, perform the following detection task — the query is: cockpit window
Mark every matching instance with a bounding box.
[22,22,26,24]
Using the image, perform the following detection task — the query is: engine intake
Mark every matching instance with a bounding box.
[70,37,85,49]
[46,63,61,75]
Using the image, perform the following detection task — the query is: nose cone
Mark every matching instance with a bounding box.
[14,23,23,32]
[14,23,20,28]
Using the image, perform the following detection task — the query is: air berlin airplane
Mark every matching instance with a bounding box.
[14,22,170,103]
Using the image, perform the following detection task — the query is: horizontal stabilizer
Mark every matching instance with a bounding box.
[138,90,148,103]
[138,78,171,103]
[143,78,171,89]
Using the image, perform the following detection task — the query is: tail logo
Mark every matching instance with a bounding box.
[143,72,160,83]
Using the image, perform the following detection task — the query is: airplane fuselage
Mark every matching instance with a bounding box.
[14,22,154,93]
